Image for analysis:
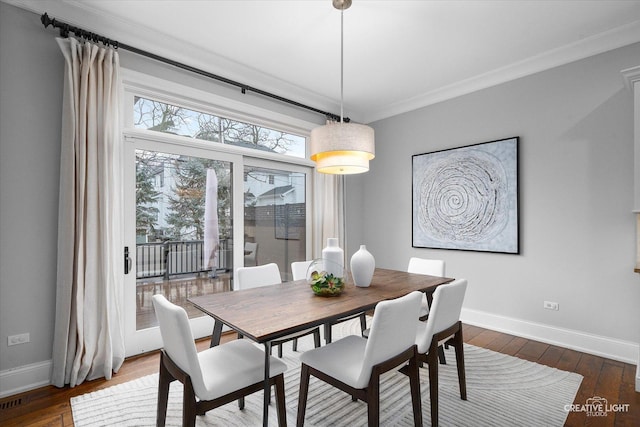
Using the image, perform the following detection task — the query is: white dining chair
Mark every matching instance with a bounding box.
[363,257,444,336]
[236,263,321,357]
[414,278,468,427]
[290,260,312,282]
[291,260,368,344]
[297,291,424,427]
[151,294,288,427]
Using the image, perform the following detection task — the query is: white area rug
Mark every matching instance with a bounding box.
[71,319,582,426]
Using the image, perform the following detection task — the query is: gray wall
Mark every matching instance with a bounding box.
[1,2,63,371]
[346,41,640,347]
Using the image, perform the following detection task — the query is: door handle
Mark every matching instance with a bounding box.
[124,246,133,274]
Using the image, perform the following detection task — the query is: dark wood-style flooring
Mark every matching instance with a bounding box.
[0,324,638,426]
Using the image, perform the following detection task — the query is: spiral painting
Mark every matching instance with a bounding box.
[412,137,519,253]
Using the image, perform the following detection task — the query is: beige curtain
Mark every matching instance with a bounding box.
[51,38,124,388]
[313,172,345,258]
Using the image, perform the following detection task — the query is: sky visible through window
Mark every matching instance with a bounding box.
[133,97,306,158]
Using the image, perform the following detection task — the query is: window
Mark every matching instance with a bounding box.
[133,97,306,158]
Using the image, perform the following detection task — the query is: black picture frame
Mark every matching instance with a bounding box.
[412,137,519,254]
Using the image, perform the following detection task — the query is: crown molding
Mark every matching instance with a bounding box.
[363,19,640,123]
[622,65,640,90]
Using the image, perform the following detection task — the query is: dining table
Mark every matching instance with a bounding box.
[188,267,454,426]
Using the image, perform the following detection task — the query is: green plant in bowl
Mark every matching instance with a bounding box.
[309,270,345,297]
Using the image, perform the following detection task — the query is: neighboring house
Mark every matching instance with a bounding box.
[256,185,296,206]
[245,169,305,206]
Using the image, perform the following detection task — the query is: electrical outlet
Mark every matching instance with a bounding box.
[543,301,559,311]
[7,333,30,346]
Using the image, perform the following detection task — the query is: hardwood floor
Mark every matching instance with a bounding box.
[0,325,638,426]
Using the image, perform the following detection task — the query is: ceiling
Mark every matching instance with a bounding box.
[7,0,640,123]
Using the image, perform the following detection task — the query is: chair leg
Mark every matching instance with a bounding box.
[427,343,439,427]
[297,364,311,427]
[293,338,298,351]
[409,355,423,427]
[313,329,321,348]
[366,374,380,427]
[274,374,287,427]
[359,313,367,336]
[156,355,171,427]
[437,345,446,365]
[324,323,332,344]
[278,343,283,358]
[238,396,245,410]
[453,328,467,400]
[183,380,197,427]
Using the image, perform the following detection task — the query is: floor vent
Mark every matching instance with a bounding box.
[0,397,22,410]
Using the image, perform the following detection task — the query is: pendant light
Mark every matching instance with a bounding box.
[310,0,375,174]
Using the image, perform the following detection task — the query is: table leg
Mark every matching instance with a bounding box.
[210,320,223,347]
[263,341,271,427]
[426,291,434,307]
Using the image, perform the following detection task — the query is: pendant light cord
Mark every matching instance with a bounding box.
[340,8,345,124]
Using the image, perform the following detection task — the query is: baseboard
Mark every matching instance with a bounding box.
[461,308,639,365]
[0,360,52,398]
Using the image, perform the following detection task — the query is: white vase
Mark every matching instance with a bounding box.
[322,238,344,278]
[350,245,375,287]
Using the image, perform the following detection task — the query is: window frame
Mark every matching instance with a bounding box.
[121,69,317,166]
[120,68,317,355]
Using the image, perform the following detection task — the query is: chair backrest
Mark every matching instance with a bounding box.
[236,262,282,290]
[416,279,467,354]
[356,291,423,388]
[152,294,207,396]
[407,257,445,277]
[291,260,313,281]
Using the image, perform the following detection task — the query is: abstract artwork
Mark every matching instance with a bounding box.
[412,137,519,254]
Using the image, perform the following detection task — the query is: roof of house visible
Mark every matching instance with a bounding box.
[226,139,276,153]
[258,185,294,198]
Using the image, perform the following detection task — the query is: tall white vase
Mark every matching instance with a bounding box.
[322,238,344,278]
[351,245,375,287]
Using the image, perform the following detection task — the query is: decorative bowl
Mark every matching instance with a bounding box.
[306,259,346,297]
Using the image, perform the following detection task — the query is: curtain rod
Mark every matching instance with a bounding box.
[40,12,346,122]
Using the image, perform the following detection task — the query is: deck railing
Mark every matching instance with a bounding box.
[136,239,231,279]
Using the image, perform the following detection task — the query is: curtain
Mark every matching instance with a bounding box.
[312,172,345,258]
[51,37,124,388]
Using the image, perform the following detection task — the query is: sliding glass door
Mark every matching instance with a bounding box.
[243,162,310,282]
[123,138,242,355]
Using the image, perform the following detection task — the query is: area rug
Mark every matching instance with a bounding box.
[71,319,582,426]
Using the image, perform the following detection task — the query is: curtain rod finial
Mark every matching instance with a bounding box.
[41,12,52,28]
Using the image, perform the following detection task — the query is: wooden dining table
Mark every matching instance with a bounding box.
[188,267,454,426]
